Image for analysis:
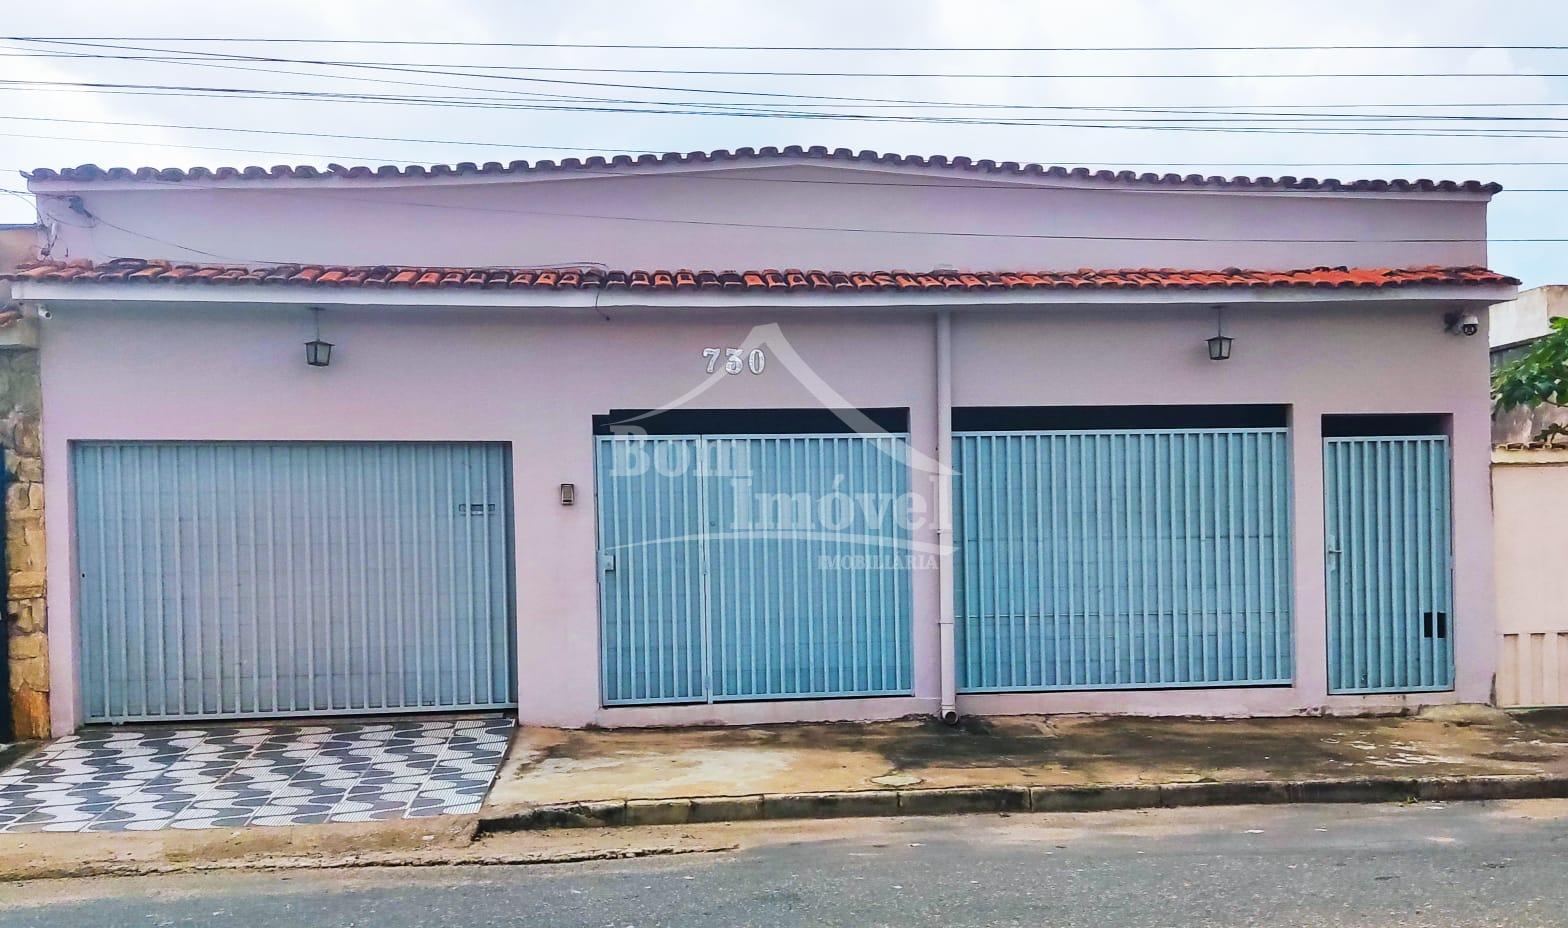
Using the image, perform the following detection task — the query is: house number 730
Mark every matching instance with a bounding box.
[702,347,766,375]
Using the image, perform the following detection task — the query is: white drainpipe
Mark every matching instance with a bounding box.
[935,309,958,725]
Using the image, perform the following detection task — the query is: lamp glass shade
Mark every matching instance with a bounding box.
[1206,334,1233,361]
[305,338,334,367]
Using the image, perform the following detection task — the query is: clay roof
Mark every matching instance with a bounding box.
[3,260,1517,293]
[24,146,1502,195]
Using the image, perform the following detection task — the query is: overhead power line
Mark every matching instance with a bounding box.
[10,114,1568,170]
[13,38,1568,115]
[8,37,1568,52]
[10,79,1568,141]
[12,49,1568,112]
[14,42,1568,118]
[16,76,1568,125]
[3,48,1568,79]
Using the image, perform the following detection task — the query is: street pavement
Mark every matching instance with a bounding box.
[2,799,1567,927]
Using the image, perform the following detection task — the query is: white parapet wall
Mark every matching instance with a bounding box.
[1493,444,1568,707]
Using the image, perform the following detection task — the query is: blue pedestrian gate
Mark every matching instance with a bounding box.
[1324,436,1454,693]
[73,441,517,722]
[953,429,1294,691]
[596,434,913,705]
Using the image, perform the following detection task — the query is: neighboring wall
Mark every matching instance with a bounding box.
[1492,445,1568,707]
[1491,286,1568,444]
[0,226,44,739]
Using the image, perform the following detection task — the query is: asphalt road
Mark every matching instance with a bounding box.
[3,800,1568,927]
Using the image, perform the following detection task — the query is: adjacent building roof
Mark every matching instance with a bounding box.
[24,146,1503,195]
[3,260,1518,293]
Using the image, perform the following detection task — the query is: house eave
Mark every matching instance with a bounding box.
[10,280,1520,311]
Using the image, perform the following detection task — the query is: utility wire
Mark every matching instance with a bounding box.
[10,37,1568,52]
[15,48,1568,111]
[11,80,1568,140]
[19,79,1568,125]
[6,48,1568,79]
[12,115,1568,170]
[9,41,1568,129]
[17,38,1568,114]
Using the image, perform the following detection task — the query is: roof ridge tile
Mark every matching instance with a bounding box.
[22,148,1505,195]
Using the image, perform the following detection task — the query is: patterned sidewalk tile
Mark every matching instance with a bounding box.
[0,716,513,832]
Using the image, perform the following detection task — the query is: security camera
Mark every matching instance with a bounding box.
[35,307,52,320]
[1444,311,1479,337]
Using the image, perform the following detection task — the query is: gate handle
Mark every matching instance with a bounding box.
[599,553,616,573]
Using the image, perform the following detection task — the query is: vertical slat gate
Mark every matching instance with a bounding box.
[953,428,1293,691]
[73,441,516,722]
[1325,436,1453,693]
[705,435,911,700]
[596,437,708,705]
[596,433,913,705]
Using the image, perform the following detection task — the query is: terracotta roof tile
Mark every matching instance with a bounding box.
[23,146,1502,195]
[2,260,1518,296]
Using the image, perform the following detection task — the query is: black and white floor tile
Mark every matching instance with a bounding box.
[0,716,513,832]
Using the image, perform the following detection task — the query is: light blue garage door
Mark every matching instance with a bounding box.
[73,441,516,723]
[596,434,913,705]
[954,429,1294,691]
[1325,436,1454,693]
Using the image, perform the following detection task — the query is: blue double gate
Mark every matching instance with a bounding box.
[953,429,1294,691]
[1324,436,1454,693]
[595,434,914,705]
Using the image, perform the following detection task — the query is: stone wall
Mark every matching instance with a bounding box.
[1,348,45,739]
[0,225,44,739]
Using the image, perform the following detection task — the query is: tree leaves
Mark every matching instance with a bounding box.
[1493,316,1568,441]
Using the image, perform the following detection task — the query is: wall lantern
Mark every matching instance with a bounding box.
[305,307,334,367]
[1206,306,1234,361]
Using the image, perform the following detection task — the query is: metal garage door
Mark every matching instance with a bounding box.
[954,429,1293,691]
[73,441,516,723]
[596,434,912,705]
[1325,436,1454,693]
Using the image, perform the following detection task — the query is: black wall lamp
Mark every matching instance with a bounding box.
[305,307,334,367]
[1206,305,1234,361]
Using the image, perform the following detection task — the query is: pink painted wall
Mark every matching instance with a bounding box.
[35,164,1490,273]
[1491,449,1568,706]
[37,296,1496,733]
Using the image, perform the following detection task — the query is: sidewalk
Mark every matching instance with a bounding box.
[5,707,1568,879]
[482,706,1568,828]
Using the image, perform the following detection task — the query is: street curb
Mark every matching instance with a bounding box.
[0,843,735,883]
[476,774,1568,833]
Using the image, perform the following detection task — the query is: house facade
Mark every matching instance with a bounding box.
[2,148,1516,736]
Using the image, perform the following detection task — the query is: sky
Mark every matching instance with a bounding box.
[0,0,1564,285]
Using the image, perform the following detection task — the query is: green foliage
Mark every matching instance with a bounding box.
[1493,317,1568,442]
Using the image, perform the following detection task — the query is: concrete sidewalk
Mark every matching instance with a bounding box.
[482,706,1568,828]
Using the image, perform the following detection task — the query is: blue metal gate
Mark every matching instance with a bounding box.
[596,434,913,705]
[1324,436,1454,693]
[954,429,1293,691]
[73,441,517,723]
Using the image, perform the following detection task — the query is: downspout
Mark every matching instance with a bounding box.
[935,309,958,725]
